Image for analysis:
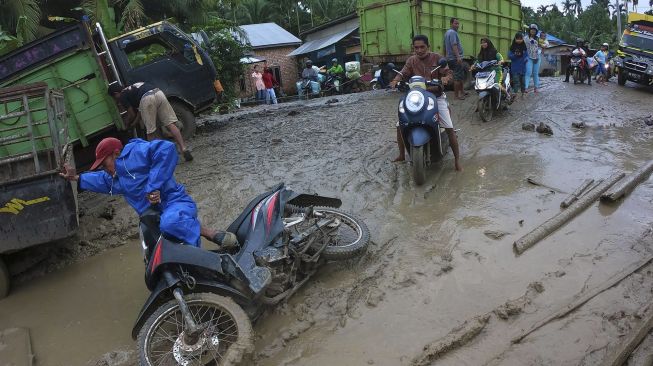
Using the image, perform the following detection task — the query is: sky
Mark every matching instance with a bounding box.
[521,0,652,12]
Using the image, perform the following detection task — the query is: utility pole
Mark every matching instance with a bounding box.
[616,0,622,41]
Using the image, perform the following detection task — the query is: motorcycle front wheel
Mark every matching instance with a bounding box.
[478,97,493,122]
[411,144,426,185]
[138,293,253,366]
[314,208,370,260]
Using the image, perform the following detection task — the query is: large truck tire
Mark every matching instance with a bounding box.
[0,256,9,299]
[170,101,197,139]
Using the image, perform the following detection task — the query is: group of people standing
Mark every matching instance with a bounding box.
[251,64,278,105]
[507,24,549,97]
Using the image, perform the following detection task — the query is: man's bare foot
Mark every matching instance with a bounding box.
[393,156,405,162]
[454,160,463,171]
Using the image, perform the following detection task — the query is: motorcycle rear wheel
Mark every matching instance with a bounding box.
[314,208,370,260]
[478,98,493,122]
[138,292,253,366]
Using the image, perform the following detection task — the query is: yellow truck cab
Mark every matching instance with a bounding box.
[615,12,653,86]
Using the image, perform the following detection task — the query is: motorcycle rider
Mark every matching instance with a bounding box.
[328,58,344,76]
[564,38,592,85]
[389,34,462,172]
[60,137,238,250]
[302,60,319,82]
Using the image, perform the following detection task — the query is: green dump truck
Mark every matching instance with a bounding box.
[358,0,523,71]
[615,12,653,87]
[0,20,217,298]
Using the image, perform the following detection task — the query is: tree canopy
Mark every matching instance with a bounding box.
[523,0,653,48]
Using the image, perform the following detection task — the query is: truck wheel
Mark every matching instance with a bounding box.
[170,101,196,140]
[618,69,627,86]
[0,257,9,299]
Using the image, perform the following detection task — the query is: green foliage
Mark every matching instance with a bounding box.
[522,1,633,49]
[194,17,250,104]
[0,0,41,44]
[0,26,19,56]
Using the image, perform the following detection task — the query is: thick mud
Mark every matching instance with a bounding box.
[1,79,653,366]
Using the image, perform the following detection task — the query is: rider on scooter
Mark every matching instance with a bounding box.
[564,38,592,85]
[60,137,238,249]
[389,34,462,171]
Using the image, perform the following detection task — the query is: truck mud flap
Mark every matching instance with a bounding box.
[0,173,78,252]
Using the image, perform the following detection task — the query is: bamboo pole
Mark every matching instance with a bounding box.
[601,160,653,202]
[512,255,653,344]
[514,172,625,255]
[560,178,594,208]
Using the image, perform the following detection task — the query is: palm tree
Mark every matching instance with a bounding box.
[537,4,551,14]
[574,0,583,15]
[234,0,274,24]
[562,0,575,15]
[0,0,41,43]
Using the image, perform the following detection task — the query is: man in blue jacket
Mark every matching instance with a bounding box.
[60,137,236,248]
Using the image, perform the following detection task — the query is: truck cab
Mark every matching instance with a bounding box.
[615,12,653,87]
[105,21,217,137]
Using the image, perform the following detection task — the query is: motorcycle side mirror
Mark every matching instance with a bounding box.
[386,63,396,70]
[438,59,448,67]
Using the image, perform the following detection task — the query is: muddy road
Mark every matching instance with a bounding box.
[1,79,653,366]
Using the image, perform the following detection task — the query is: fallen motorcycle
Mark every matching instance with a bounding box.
[132,183,370,365]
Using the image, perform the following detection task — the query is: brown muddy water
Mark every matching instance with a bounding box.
[1,79,653,366]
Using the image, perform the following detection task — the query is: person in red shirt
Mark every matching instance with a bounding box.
[262,66,278,104]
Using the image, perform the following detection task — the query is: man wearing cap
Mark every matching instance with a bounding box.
[60,137,236,249]
[108,82,193,162]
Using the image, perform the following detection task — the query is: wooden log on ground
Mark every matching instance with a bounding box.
[512,255,653,344]
[411,314,490,366]
[600,306,653,366]
[514,172,625,255]
[526,177,568,194]
[601,160,653,202]
[560,178,594,208]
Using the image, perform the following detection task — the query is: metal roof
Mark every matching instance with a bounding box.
[287,24,358,56]
[238,23,302,49]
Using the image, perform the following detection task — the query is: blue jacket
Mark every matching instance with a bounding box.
[79,139,194,216]
[508,50,528,75]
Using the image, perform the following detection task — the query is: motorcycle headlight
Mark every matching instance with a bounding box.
[405,91,425,113]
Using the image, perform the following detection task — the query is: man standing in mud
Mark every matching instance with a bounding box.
[389,35,463,172]
[60,137,237,249]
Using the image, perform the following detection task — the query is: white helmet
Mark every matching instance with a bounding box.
[602,42,609,47]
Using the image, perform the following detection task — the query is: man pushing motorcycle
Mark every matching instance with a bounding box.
[390,34,462,171]
[60,137,238,249]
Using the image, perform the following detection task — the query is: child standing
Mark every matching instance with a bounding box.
[509,32,528,98]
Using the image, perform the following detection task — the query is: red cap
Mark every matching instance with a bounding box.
[90,137,123,170]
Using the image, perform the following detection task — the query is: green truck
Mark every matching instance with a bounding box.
[0,20,217,298]
[615,12,653,87]
[358,0,523,78]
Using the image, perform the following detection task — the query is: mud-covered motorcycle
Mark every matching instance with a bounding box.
[132,183,370,365]
[473,60,512,122]
[395,59,451,185]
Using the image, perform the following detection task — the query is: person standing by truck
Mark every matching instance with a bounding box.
[444,18,467,100]
[108,82,193,161]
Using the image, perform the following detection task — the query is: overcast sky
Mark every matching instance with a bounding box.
[521,0,651,12]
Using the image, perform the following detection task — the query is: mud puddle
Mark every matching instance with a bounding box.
[0,243,146,366]
[1,79,652,365]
